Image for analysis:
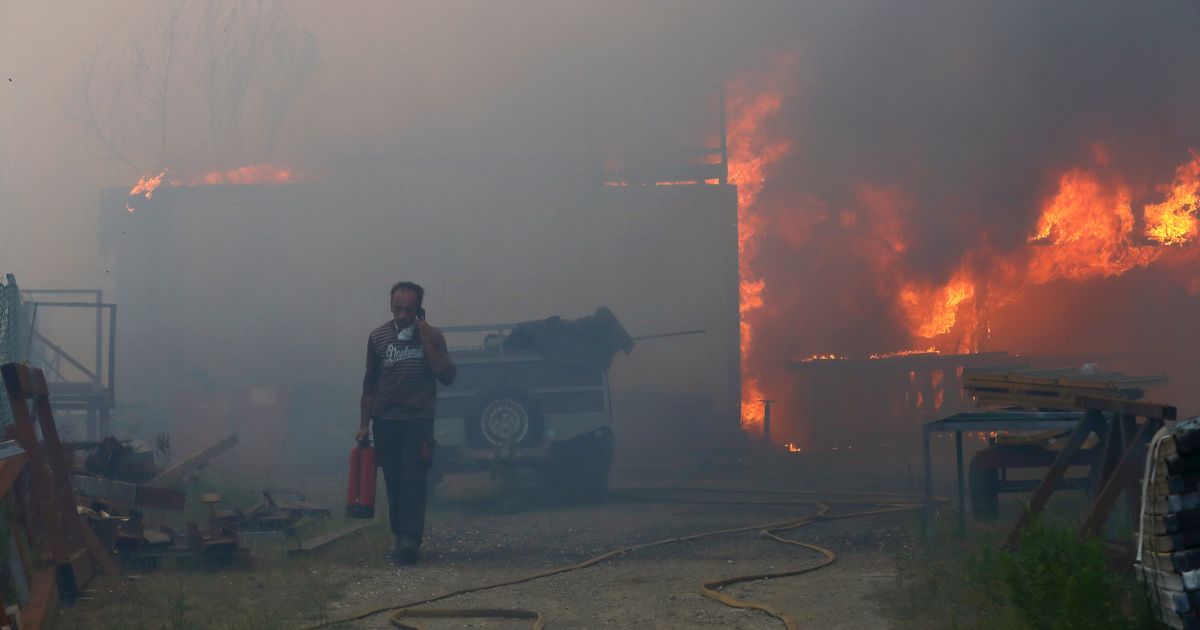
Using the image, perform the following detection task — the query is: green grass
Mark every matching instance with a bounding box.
[882,508,1161,629]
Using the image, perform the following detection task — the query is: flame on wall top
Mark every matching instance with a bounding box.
[127,164,299,211]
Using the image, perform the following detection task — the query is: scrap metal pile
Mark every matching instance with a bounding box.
[73,432,334,564]
[71,433,248,563]
[0,362,332,629]
[1140,416,1200,630]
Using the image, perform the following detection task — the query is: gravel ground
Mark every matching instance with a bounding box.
[323,454,917,629]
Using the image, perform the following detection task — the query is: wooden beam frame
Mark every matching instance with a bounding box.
[1,362,119,601]
[1004,411,1104,549]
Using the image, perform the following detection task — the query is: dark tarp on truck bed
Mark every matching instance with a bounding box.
[502,307,634,371]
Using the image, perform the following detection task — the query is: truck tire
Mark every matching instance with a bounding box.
[466,388,544,449]
[544,428,614,502]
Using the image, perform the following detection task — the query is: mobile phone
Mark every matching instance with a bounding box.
[416,307,426,320]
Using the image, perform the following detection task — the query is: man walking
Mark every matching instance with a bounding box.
[359,281,456,565]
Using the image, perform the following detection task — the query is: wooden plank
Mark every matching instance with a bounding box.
[20,567,59,630]
[287,521,377,557]
[1090,415,1122,497]
[964,369,1167,393]
[968,374,1121,391]
[1142,509,1200,537]
[0,452,27,499]
[146,434,238,487]
[1076,395,1177,421]
[968,384,1149,400]
[1,362,37,400]
[79,516,120,576]
[31,370,96,592]
[971,394,1083,411]
[1057,371,1128,382]
[2,364,72,570]
[71,475,187,510]
[969,367,1076,378]
[1109,375,1172,387]
[1080,419,1160,536]
[62,547,93,594]
[1144,549,1200,573]
[1004,413,1102,549]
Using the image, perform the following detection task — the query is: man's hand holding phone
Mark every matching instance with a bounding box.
[415,312,443,350]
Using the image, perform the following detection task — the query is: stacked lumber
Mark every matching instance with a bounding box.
[1140,417,1200,629]
[963,367,1167,411]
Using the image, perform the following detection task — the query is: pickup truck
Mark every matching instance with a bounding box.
[430,308,633,500]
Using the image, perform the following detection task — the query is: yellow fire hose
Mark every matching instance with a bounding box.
[304,488,930,629]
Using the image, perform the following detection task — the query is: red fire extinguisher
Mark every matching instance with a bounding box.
[345,435,377,518]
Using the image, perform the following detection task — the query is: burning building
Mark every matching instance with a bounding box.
[709,4,1200,452]
[99,119,741,473]
[76,2,1200,463]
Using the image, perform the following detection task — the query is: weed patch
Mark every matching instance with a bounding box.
[883,510,1160,629]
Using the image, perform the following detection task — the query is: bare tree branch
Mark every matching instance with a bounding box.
[60,38,143,174]
[62,0,318,173]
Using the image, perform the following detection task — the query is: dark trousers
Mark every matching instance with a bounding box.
[372,417,434,546]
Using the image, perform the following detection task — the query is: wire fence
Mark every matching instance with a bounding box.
[0,274,27,427]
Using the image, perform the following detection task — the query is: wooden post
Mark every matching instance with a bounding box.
[956,430,965,533]
[1004,411,1102,549]
[2,364,73,587]
[1080,419,1159,537]
[761,399,775,445]
[923,425,934,542]
[1,362,119,597]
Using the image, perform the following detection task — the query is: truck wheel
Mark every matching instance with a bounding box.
[544,428,613,501]
[466,389,544,449]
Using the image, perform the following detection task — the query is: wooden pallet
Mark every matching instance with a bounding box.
[963,366,1167,411]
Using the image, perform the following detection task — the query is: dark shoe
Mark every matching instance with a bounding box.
[391,540,418,566]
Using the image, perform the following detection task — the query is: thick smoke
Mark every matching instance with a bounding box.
[3,2,1199,454]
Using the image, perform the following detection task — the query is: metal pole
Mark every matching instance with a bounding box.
[761,399,775,445]
[94,291,103,394]
[107,304,116,411]
[955,430,965,533]
[718,83,728,185]
[923,425,934,543]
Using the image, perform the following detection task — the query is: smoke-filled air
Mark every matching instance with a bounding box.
[2,2,1199,627]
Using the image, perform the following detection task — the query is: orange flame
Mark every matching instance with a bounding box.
[868,347,939,360]
[130,169,168,200]
[1026,169,1156,283]
[128,165,299,204]
[801,353,847,363]
[189,164,295,186]
[728,56,794,431]
[892,148,1200,353]
[898,266,976,341]
[1144,152,1200,246]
